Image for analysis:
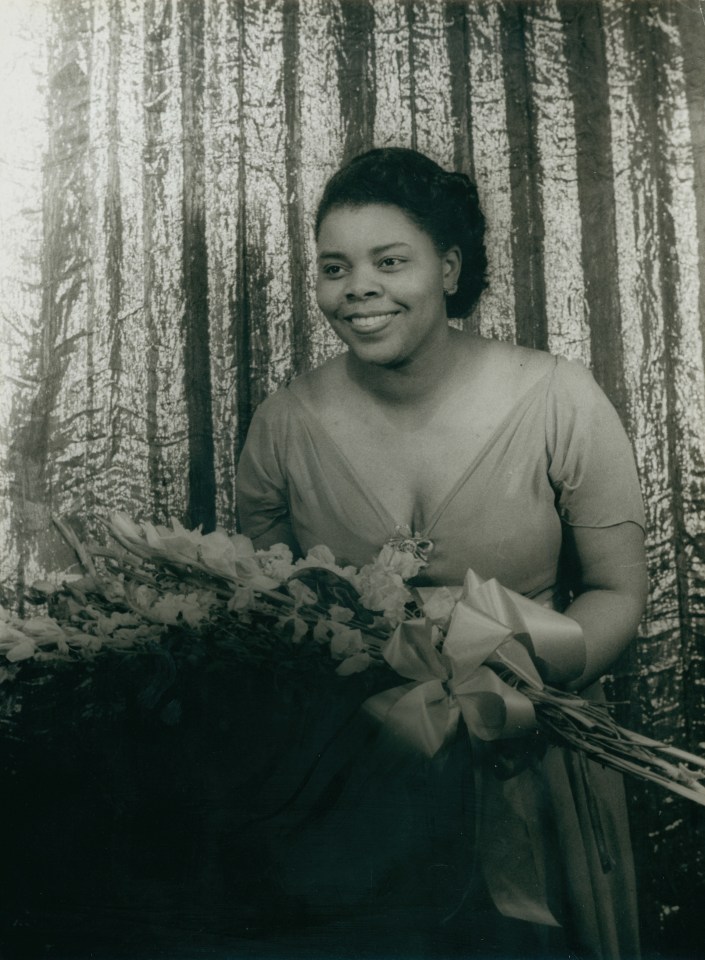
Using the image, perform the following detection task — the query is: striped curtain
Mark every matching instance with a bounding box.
[1,0,704,949]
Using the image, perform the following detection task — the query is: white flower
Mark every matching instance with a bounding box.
[420,587,457,628]
[0,621,28,644]
[109,511,144,543]
[143,520,201,563]
[18,617,67,642]
[256,544,296,582]
[28,580,58,597]
[6,639,36,662]
[353,564,411,626]
[307,544,336,566]
[233,556,280,591]
[228,585,255,611]
[329,605,354,623]
[134,585,158,608]
[293,545,356,582]
[313,620,331,644]
[375,543,426,581]
[288,580,317,608]
[329,623,364,660]
[336,652,371,676]
[150,592,212,627]
[103,579,126,602]
[199,529,256,577]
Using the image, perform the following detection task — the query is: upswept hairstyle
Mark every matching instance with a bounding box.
[314,147,488,319]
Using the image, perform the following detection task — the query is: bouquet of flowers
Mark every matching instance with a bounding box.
[2,512,704,809]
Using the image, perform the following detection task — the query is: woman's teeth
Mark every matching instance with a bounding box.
[349,313,397,330]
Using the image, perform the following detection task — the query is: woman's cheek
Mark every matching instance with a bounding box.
[316,282,339,321]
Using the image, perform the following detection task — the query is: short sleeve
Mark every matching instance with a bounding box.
[236,390,298,550]
[546,358,646,532]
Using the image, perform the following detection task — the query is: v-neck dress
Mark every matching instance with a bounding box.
[237,355,644,597]
[235,354,646,960]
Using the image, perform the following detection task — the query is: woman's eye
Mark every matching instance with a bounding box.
[321,264,344,277]
[379,257,404,269]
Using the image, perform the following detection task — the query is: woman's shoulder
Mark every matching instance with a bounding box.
[466,336,557,398]
[252,354,346,421]
[548,353,611,407]
[286,353,347,406]
[250,382,292,420]
[473,338,600,394]
[464,334,546,366]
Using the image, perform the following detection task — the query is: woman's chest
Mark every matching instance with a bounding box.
[288,404,561,591]
[309,401,539,534]
[354,422,458,497]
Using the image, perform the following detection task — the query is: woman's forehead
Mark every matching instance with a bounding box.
[316,203,431,251]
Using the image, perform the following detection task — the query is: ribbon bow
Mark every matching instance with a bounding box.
[363,567,585,757]
[362,567,586,927]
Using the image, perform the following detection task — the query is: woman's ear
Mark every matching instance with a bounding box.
[442,246,462,291]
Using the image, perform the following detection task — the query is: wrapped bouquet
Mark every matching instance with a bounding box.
[1,512,704,810]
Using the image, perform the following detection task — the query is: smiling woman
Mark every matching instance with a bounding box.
[316,205,460,367]
[235,148,648,959]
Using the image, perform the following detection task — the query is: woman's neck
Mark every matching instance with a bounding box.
[345,326,470,407]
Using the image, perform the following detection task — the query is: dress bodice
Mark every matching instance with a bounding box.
[236,354,645,598]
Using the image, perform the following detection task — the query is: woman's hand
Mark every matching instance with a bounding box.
[561,521,648,691]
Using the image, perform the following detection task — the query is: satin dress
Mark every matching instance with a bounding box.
[236,354,646,959]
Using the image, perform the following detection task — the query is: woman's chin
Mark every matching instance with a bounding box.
[345,342,405,368]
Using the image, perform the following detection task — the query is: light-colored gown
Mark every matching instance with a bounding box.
[236,354,646,959]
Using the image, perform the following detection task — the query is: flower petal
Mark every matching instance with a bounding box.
[336,652,371,676]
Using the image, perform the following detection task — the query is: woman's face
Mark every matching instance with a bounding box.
[316,204,460,368]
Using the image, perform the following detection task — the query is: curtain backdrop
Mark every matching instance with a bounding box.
[1,0,704,951]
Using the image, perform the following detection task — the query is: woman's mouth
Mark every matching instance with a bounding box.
[345,312,399,334]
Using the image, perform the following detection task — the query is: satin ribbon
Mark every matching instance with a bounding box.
[361,567,586,926]
[363,567,585,755]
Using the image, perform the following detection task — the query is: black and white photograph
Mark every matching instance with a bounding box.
[0,1,704,958]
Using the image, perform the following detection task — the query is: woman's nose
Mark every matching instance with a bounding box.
[344,268,382,301]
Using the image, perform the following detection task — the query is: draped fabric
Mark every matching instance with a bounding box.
[0,0,704,952]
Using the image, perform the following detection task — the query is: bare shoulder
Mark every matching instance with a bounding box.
[477,336,554,372]
[250,356,345,422]
[286,352,348,406]
[460,335,556,395]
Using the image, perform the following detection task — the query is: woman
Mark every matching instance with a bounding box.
[236,148,648,958]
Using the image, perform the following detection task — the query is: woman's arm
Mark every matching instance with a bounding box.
[235,397,299,554]
[561,521,648,691]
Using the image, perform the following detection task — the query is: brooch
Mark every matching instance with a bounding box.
[385,525,435,564]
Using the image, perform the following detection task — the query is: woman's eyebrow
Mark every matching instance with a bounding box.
[317,242,411,261]
[370,242,412,255]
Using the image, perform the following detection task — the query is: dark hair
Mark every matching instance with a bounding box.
[315,147,488,319]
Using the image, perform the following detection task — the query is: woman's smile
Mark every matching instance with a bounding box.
[343,310,401,334]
